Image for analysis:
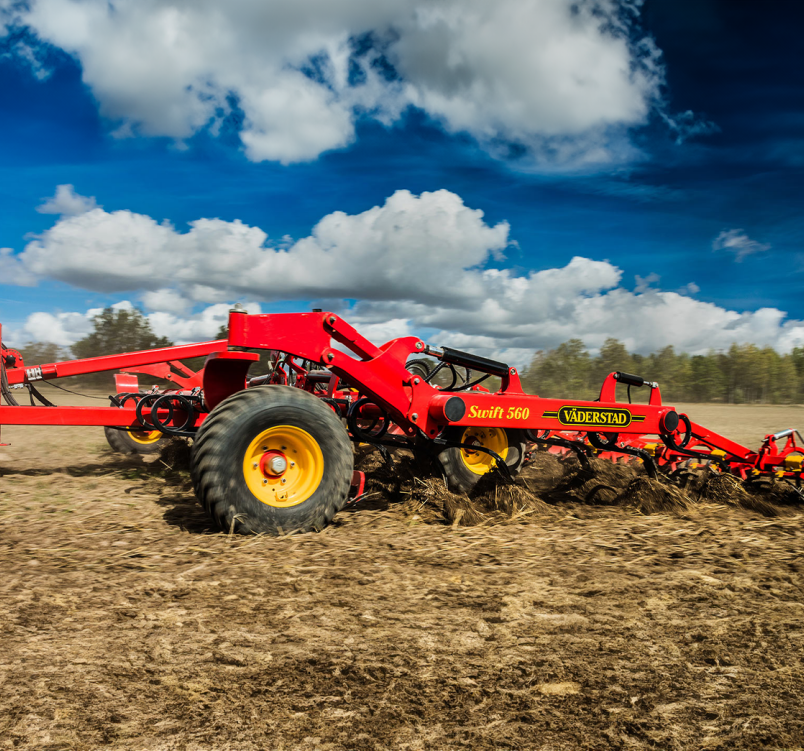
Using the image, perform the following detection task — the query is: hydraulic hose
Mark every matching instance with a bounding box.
[0,342,19,406]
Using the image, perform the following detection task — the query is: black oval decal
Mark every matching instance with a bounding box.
[557,406,632,428]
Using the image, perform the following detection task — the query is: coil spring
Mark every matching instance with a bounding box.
[131,392,203,437]
[347,397,390,442]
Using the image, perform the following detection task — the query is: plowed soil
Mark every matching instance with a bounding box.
[1,400,803,750]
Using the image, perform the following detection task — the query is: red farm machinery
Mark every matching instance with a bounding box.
[2,310,802,534]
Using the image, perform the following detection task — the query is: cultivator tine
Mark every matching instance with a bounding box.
[527,432,592,471]
[610,444,659,478]
[432,437,516,484]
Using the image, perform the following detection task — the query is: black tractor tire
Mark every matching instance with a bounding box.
[436,426,527,494]
[104,425,166,455]
[191,385,353,535]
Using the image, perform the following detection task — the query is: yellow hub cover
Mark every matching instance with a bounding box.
[243,425,324,508]
[127,429,162,445]
[459,426,508,475]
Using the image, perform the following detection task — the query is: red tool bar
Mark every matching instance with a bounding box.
[0,405,142,427]
[4,339,226,385]
[0,405,207,428]
[425,392,675,435]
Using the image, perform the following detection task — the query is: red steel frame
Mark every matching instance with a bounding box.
[2,311,802,485]
[615,423,803,480]
[0,321,225,438]
[225,311,679,439]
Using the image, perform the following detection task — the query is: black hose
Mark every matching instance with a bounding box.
[27,383,56,407]
[0,342,19,406]
[41,380,109,400]
[663,413,693,450]
[447,373,491,392]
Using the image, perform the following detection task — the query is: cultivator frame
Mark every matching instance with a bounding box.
[2,311,802,533]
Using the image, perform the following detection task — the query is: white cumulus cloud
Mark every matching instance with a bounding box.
[0,247,37,286]
[37,184,99,216]
[22,310,95,347]
[3,0,667,166]
[20,300,262,347]
[18,188,512,305]
[9,186,804,361]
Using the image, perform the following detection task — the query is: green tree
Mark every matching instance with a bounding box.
[792,347,804,377]
[594,339,632,378]
[687,354,726,402]
[642,346,691,401]
[69,307,172,389]
[72,307,172,360]
[590,338,633,398]
[793,348,804,402]
[16,341,68,366]
[775,355,798,404]
[522,339,592,399]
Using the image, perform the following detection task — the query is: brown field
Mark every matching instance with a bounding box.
[1,398,804,750]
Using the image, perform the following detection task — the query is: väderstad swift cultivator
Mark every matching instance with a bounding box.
[1,310,802,534]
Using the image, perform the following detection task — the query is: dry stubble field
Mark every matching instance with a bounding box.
[1,395,804,751]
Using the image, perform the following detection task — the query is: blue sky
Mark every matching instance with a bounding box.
[0,0,802,361]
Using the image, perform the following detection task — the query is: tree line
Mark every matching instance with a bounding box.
[521,338,804,404]
[10,308,804,403]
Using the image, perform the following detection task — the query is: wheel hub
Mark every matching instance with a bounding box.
[242,425,325,508]
[462,436,480,454]
[459,427,508,475]
[128,429,162,445]
[260,450,288,477]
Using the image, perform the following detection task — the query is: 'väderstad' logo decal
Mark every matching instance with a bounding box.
[541,406,645,427]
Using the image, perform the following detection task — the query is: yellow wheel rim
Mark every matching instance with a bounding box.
[127,429,162,445]
[242,425,324,508]
[459,426,509,475]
